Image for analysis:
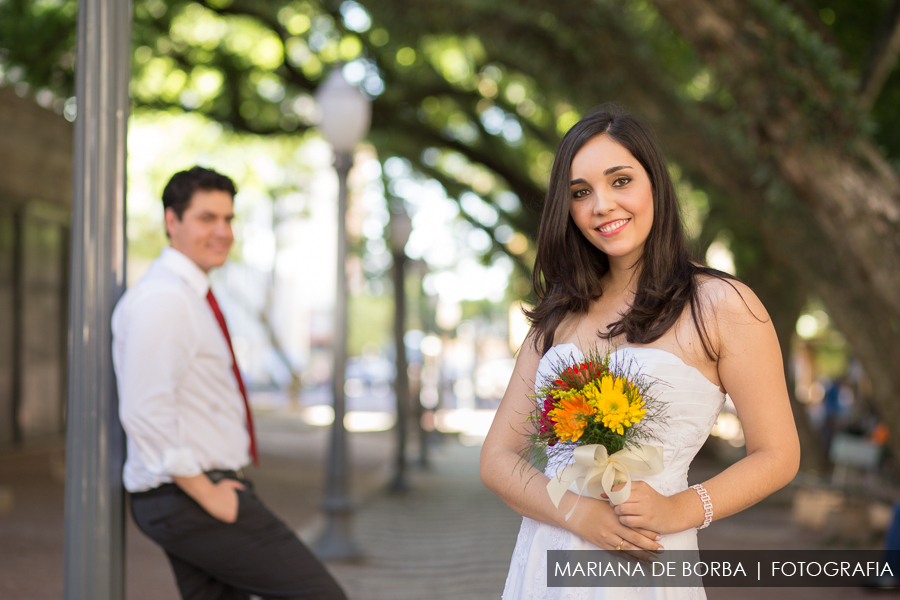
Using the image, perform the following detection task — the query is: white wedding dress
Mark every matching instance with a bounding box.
[501,344,726,600]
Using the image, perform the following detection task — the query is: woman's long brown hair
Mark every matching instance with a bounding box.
[526,104,737,358]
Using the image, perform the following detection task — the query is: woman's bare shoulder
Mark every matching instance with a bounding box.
[697,274,770,332]
[694,272,769,322]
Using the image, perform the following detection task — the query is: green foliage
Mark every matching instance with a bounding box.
[804,0,894,68]
[746,0,869,139]
[804,0,900,158]
[348,291,392,355]
[2,0,899,291]
[0,0,76,108]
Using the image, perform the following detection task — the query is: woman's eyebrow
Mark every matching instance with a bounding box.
[570,165,633,185]
[603,165,632,175]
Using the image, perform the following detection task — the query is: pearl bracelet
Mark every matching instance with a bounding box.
[690,484,713,529]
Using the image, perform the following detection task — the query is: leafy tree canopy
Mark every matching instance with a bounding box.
[3,0,900,470]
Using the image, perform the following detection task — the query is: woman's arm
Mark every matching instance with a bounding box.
[614,279,801,533]
[480,334,665,556]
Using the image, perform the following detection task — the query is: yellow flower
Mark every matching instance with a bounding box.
[584,376,646,435]
[550,395,596,443]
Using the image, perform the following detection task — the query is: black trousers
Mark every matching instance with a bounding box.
[130,482,346,600]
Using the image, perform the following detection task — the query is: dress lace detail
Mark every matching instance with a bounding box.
[706,400,724,431]
[501,345,725,600]
[514,518,535,567]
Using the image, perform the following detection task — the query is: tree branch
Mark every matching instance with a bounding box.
[193,0,318,92]
[410,159,534,281]
[860,0,900,111]
[382,119,544,208]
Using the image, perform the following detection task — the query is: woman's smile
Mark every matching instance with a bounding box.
[597,218,631,236]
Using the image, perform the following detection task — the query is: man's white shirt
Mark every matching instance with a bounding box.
[113,247,250,492]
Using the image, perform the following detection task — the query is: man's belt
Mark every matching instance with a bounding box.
[131,468,250,497]
[204,468,247,483]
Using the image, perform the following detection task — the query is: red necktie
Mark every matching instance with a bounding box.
[206,289,259,466]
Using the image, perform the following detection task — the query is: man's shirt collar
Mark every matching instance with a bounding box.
[159,246,210,297]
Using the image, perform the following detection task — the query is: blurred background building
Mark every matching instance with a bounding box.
[0,85,71,447]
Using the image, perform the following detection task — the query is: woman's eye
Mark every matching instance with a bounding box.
[612,177,631,187]
[572,188,589,199]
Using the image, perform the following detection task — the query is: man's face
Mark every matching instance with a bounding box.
[165,189,235,272]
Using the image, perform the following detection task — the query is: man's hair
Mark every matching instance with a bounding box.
[162,166,237,219]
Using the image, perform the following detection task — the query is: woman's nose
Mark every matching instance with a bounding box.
[591,190,616,214]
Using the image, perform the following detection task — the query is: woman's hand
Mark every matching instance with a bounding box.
[608,481,697,535]
[567,494,665,562]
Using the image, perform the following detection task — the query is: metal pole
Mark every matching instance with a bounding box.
[418,266,433,469]
[315,152,361,560]
[389,243,409,491]
[63,0,131,596]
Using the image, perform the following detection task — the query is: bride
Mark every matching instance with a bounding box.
[481,105,800,599]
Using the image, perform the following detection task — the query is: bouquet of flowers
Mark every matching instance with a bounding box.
[526,348,667,520]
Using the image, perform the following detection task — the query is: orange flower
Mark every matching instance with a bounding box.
[550,395,596,443]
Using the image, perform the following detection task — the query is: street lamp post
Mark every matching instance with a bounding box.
[412,259,433,469]
[388,206,412,492]
[64,0,131,597]
[313,69,370,561]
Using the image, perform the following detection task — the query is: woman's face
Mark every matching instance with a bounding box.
[568,134,654,268]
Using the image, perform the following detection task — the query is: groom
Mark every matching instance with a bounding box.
[113,166,346,600]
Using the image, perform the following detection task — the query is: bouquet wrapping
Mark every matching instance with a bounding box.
[526,348,667,520]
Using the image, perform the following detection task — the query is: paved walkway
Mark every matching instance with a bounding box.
[0,411,892,599]
[321,441,521,600]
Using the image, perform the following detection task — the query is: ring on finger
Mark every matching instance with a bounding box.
[615,541,624,551]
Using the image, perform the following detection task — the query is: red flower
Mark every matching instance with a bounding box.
[539,395,558,446]
[554,378,571,390]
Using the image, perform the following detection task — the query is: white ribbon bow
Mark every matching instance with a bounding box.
[546,443,664,521]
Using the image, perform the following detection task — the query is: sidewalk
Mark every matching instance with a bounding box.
[0,410,891,599]
[320,441,521,599]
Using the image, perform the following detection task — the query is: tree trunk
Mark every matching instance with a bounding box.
[647,0,900,473]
